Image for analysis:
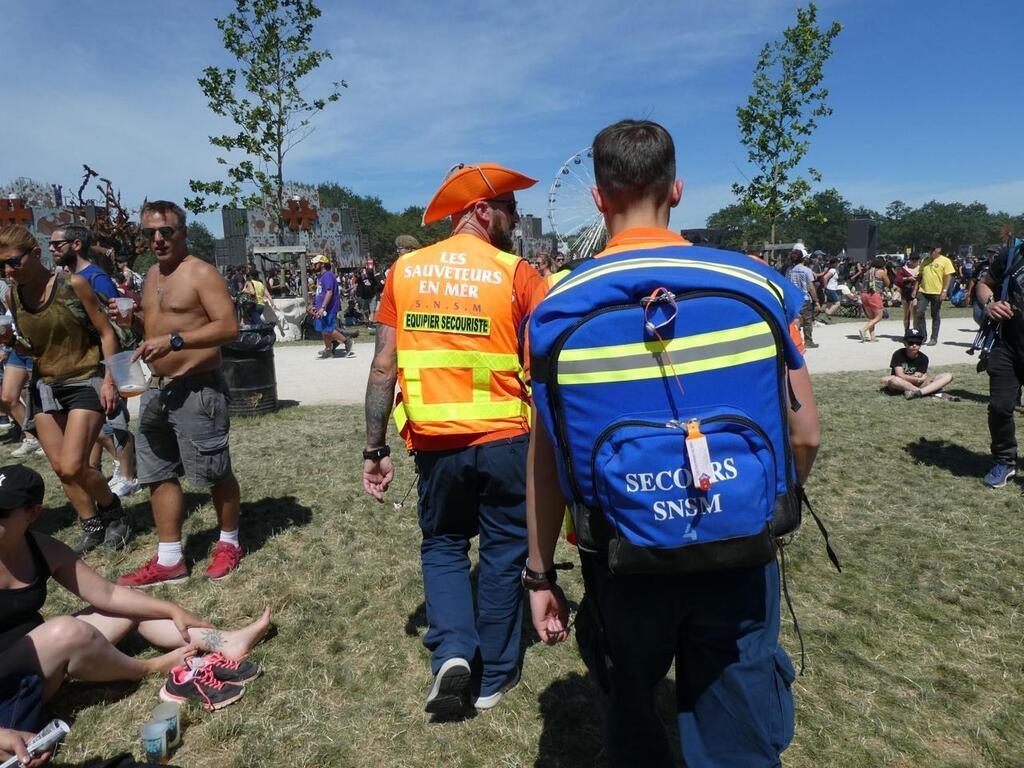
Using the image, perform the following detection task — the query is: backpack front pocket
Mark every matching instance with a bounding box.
[591,413,776,551]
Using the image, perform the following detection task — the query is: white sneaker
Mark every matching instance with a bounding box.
[11,438,39,458]
[108,461,123,489]
[473,668,521,711]
[111,478,141,497]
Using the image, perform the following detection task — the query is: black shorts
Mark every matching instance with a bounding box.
[30,377,104,415]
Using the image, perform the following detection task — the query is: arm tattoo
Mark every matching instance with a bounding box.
[200,628,225,651]
[365,327,397,448]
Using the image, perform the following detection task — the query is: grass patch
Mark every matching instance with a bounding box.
[27,362,1022,766]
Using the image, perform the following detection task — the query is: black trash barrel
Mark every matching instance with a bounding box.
[221,323,278,416]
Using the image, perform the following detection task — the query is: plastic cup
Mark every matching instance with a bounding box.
[150,702,181,748]
[114,297,135,318]
[0,316,11,329]
[140,721,168,764]
[104,350,147,397]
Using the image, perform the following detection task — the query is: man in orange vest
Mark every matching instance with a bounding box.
[362,163,547,717]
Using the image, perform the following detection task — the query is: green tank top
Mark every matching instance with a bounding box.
[12,272,102,384]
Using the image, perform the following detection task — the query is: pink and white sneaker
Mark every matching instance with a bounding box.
[160,663,245,711]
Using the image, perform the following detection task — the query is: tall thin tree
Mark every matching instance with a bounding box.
[733,3,841,246]
[186,0,346,233]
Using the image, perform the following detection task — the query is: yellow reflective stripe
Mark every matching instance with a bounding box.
[547,258,782,306]
[403,368,424,405]
[392,400,408,431]
[557,346,776,386]
[558,321,769,362]
[494,251,519,267]
[403,400,529,422]
[473,367,492,403]
[397,349,520,370]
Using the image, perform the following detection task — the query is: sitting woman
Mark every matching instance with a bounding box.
[0,465,270,710]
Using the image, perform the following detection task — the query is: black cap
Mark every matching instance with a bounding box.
[0,465,45,511]
[904,328,926,343]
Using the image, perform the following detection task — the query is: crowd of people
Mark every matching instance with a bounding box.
[0,120,1017,765]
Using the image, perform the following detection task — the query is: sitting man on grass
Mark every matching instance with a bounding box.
[881,329,957,400]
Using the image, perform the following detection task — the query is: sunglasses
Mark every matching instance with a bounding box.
[489,198,517,216]
[140,226,180,240]
[1,254,26,269]
[47,239,71,250]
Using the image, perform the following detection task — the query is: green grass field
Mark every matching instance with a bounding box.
[24,361,1023,767]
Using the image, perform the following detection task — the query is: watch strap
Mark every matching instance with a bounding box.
[362,445,391,461]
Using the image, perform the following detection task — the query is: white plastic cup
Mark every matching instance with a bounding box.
[114,297,135,318]
[140,721,168,764]
[104,351,147,398]
[151,702,181,748]
[0,316,12,329]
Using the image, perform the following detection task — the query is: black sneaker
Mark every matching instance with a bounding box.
[424,657,471,717]
[73,516,106,556]
[99,497,130,549]
[188,653,261,684]
[160,664,245,711]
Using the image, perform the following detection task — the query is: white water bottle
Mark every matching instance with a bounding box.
[0,719,70,767]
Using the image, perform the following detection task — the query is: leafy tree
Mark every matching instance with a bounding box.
[186,220,217,263]
[790,187,851,255]
[705,203,766,251]
[186,0,346,235]
[733,3,841,244]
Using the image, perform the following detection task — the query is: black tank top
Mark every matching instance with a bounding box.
[0,533,51,653]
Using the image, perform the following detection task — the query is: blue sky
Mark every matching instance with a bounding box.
[2,0,1022,238]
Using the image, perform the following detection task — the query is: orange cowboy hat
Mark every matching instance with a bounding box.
[422,162,537,225]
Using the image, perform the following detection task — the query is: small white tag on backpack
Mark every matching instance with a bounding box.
[685,420,715,492]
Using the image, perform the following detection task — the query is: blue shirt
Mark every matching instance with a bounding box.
[77,264,119,302]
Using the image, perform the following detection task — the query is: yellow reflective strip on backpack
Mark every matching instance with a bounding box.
[397,349,520,370]
[558,321,769,363]
[557,345,776,385]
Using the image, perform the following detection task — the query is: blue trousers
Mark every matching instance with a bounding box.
[414,434,528,697]
[578,553,795,767]
[0,672,42,732]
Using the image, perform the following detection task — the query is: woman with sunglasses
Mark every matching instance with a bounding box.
[0,226,129,555]
[0,464,271,705]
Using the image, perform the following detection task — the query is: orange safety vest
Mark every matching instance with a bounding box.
[391,233,530,449]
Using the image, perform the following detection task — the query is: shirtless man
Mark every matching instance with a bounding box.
[112,201,243,587]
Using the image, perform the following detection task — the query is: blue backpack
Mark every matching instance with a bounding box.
[530,243,808,574]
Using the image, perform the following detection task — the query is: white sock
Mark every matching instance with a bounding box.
[157,541,183,566]
[219,529,240,548]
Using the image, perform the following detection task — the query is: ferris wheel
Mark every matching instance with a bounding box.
[547,147,607,260]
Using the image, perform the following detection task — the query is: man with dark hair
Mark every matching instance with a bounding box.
[112,200,245,586]
[526,119,820,767]
[914,243,955,345]
[785,249,820,348]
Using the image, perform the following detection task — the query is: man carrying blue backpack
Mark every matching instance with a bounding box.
[524,119,821,767]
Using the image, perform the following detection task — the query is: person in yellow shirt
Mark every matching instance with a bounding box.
[914,244,955,345]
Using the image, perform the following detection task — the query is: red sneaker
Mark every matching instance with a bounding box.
[206,541,242,581]
[116,556,188,588]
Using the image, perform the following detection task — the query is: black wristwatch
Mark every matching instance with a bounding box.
[362,445,391,461]
[521,563,557,591]
[169,333,185,351]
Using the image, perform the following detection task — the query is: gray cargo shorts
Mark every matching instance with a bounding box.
[135,371,233,489]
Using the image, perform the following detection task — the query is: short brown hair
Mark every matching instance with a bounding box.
[0,225,40,256]
[593,119,675,204]
[140,200,187,227]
